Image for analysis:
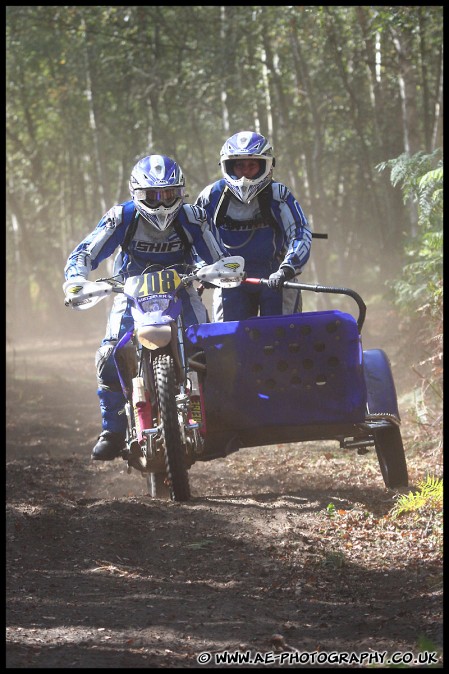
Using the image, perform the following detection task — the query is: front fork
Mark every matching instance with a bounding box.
[127,344,165,473]
[116,318,206,473]
[111,334,160,473]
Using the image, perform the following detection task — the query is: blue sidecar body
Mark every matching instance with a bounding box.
[185,309,407,488]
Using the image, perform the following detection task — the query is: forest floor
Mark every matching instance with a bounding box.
[6,310,443,668]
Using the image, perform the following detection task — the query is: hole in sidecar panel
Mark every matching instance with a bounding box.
[252,363,263,373]
[247,329,261,341]
[290,375,302,385]
[277,360,289,372]
[315,375,327,386]
[328,356,340,367]
[288,343,300,353]
[300,325,312,336]
[302,359,314,369]
[264,345,275,355]
[326,320,341,333]
[314,341,326,352]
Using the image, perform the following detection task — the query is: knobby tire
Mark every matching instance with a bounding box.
[154,354,190,502]
[374,425,409,489]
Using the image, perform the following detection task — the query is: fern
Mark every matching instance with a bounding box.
[389,476,443,518]
[376,150,443,448]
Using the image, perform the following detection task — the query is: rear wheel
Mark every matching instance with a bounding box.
[154,354,190,502]
[374,425,408,488]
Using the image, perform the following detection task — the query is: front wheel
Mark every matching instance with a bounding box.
[154,354,190,502]
[374,425,408,489]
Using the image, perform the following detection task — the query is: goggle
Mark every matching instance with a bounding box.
[226,158,266,179]
[134,186,185,208]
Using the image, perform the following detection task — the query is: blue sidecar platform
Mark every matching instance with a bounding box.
[186,311,367,452]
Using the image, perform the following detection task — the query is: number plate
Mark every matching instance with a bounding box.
[124,269,182,298]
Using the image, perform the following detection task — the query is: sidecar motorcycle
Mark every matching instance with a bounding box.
[65,266,408,499]
[185,279,408,490]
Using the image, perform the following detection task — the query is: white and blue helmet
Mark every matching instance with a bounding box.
[220,131,275,203]
[129,155,186,231]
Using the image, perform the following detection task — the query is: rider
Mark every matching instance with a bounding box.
[64,155,227,461]
[195,130,312,321]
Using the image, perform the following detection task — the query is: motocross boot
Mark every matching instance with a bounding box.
[92,389,127,460]
[92,430,126,461]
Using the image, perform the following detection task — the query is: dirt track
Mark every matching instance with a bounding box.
[6,338,443,668]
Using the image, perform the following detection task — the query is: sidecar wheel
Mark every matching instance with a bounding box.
[147,472,171,499]
[374,425,408,489]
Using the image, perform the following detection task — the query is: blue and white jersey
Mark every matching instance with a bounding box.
[195,179,312,278]
[64,200,226,280]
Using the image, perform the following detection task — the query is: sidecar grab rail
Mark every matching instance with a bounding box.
[244,278,366,333]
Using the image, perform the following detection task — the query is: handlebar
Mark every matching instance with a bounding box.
[66,257,245,310]
[244,277,366,333]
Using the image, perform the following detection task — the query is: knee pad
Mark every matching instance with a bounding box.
[95,343,121,391]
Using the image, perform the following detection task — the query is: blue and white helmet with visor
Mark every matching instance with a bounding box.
[129,155,186,231]
[220,131,275,204]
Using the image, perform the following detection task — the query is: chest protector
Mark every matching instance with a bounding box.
[214,182,278,231]
[121,209,192,256]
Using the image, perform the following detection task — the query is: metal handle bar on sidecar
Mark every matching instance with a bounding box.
[244,277,366,333]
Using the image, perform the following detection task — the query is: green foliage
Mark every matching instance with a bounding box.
[376,150,443,318]
[377,150,442,452]
[389,475,443,519]
[416,635,442,660]
[320,550,345,568]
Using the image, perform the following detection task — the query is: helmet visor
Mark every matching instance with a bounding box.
[134,186,185,208]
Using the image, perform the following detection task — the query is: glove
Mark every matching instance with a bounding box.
[63,276,88,306]
[63,275,87,292]
[267,267,295,290]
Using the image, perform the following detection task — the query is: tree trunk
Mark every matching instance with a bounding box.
[81,18,107,215]
[431,44,443,152]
